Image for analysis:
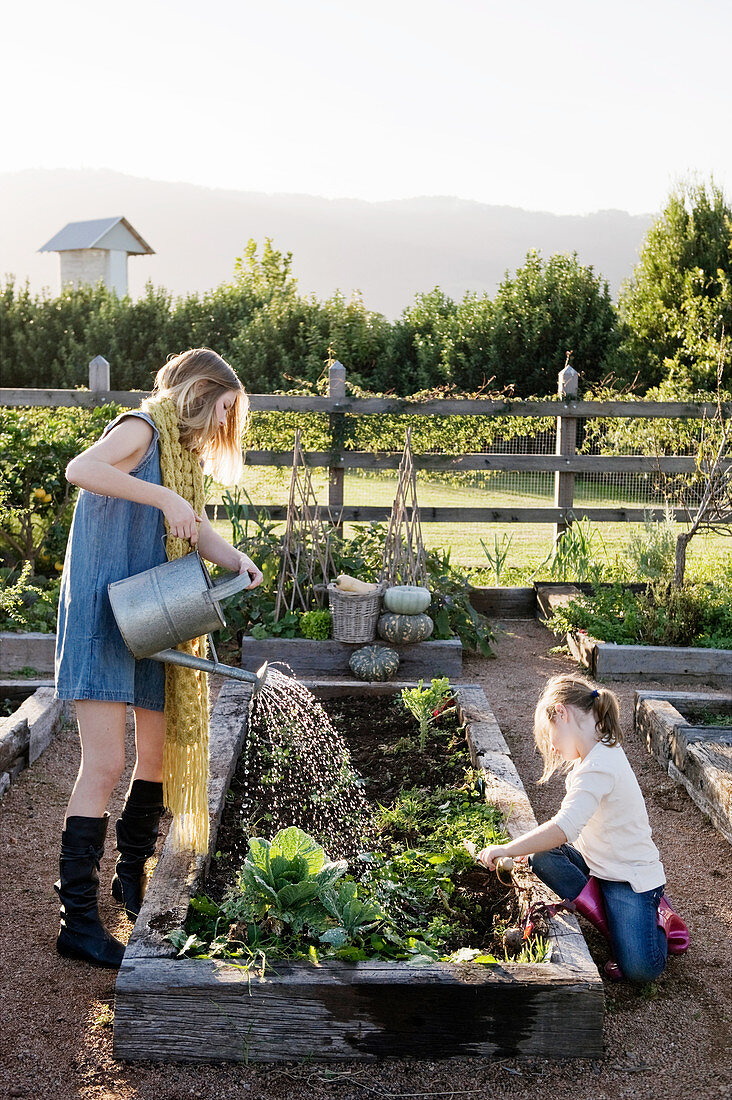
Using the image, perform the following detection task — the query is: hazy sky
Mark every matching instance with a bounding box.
[4,0,732,215]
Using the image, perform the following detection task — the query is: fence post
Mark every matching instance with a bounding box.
[328,360,346,527]
[89,355,110,391]
[553,363,579,543]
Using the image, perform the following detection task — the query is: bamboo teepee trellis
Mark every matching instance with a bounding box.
[381,429,428,587]
[274,430,340,618]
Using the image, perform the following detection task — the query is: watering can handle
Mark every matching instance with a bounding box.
[208,570,256,603]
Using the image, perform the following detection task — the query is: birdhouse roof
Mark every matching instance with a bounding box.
[39,217,154,255]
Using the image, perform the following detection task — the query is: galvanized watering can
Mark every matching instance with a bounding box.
[108,551,269,694]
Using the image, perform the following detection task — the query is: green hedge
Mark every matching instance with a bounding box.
[1,241,624,397]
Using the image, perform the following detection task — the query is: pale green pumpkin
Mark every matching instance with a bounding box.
[349,645,400,682]
[377,612,434,644]
[383,585,431,615]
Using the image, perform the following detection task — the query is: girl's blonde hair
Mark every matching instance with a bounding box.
[149,348,248,484]
[534,673,622,784]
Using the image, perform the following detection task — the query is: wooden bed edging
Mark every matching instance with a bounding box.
[240,637,463,678]
[570,634,732,684]
[0,685,65,801]
[114,680,603,1062]
[635,690,732,846]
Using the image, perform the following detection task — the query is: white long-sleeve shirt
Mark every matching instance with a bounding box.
[551,741,665,893]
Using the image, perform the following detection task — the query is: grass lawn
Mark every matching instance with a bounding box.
[209,468,732,583]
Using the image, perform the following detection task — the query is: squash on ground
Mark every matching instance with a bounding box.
[349,645,400,682]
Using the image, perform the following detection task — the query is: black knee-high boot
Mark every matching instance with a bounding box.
[111,779,165,921]
[55,814,126,968]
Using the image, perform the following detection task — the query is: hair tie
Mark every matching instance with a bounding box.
[591,689,599,698]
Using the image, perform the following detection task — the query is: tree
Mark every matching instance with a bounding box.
[377,287,457,394]
[619,180,732,390]
[668,337,732,586]
[478,251,621,397]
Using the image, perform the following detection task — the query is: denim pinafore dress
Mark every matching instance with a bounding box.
[54,410,167,711]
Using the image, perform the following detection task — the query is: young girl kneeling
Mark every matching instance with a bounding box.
[476,674,688,982]
[54,348,263,968]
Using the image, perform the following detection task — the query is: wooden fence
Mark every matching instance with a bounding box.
[2,356,730,539]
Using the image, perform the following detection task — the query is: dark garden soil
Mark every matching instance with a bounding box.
[203,694,527,960]
[1,619,731,1099]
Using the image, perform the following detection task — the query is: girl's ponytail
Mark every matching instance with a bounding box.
[593,687,622,747]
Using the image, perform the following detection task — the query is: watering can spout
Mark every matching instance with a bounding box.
[149,650,270,695]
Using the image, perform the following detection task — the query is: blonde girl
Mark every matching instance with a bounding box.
[475,674,688,982]
[54,348,262,968]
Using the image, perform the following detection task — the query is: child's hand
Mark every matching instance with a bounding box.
[475,844,510,871]
[236,552,263,589]
[162,492,202,545]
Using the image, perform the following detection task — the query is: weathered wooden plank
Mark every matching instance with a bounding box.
[469,587,536,619]
[240,636,462,678]
[0,389,147,408]
[457,686,512,758]
[0,631,56,674]
[634,692,732,847]
[566,631,598,675]
[635,697,690,772]
[205,503,693,524]
[596,643,732,683]
[669,742,732,846]
[243,450,713,474]
[534,584,583,623]
[0,678,55,693]
[0,715,29,773]
[3,389,726,418]
[114,957,602,1063]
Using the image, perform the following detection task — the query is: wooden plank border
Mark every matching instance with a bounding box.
[635,691,732,847]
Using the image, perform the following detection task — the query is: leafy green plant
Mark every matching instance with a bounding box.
[223,827,348,932]
[625,508,677,580]
[400,678,455,751]
[535,517,611,583]
[548,579,732,648]
[0,568,61,633]
[425,546,494,656]
[299,609,332,639]
[0,404,119,577]
[480,532,513,585]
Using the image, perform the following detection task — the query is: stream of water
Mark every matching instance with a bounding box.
[243,668,374,859]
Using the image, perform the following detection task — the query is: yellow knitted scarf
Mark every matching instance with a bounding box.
[143,395,210,855]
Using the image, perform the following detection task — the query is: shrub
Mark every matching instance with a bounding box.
[0,404,119,576]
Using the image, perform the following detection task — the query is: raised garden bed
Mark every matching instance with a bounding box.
[0,680,65,800]
[114,679,603,1063]
[240,636,463,678]
[0,631,55,675]
[635,690,732,846]
[537,583,732,686]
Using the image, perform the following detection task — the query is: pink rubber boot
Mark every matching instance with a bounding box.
[657,896,690,955]
[570,877,624,981]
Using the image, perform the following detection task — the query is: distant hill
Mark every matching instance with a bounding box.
[0,169,653,319]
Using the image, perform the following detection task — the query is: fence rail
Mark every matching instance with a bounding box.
[1,356,723,535]
[1,387,729,419]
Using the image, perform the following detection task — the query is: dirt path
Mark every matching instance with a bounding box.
[1,621,731,1100]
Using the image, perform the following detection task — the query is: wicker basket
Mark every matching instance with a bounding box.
[327,582,384,643]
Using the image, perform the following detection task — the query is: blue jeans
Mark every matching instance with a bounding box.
[529,844,668,983]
